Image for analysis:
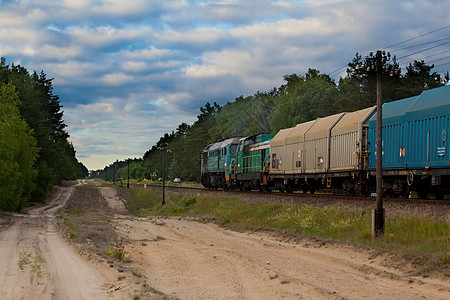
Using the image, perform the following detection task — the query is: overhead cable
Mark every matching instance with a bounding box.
[390,37,450,52]
[399,50,450,67]
[384,25,450,49]
[397,40,450,60]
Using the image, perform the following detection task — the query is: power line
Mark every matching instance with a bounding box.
[418,49,450,60]
[425,55,450,64]
[397,40,450,60]
[328,25,450,80]
[398,51,450,67]
[328,65,348,77]
[384,25,450,49]
[390,37,450,52]
[435,61,450,68]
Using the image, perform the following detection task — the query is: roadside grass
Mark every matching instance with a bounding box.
[138,179,204,189]
[57,187,120,259]
[125,188,449,275]
[83,178,112,187]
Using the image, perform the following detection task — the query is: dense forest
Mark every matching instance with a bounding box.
[93,54,448,183]
[0,57,85,211]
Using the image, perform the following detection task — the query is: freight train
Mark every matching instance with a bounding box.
[201,85,450,199]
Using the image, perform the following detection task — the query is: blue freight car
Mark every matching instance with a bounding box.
[368,85,450,199]
[368,96,419,170]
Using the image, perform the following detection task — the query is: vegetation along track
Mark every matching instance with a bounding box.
[126,183,450,208]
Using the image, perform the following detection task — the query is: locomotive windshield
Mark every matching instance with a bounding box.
[230,144,238,154]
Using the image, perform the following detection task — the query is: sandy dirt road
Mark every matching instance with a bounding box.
[0,183,129,299]
[114,215,450,300]
[0,182,449,299]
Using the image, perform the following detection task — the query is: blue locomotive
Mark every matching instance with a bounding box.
[201,137,242,189]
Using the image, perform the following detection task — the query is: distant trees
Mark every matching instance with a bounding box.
[209,92,275,140]
[0,57,82,210]
[337,54,444,111]
[269,69,338,133]
[91,55,447,183]
[401,60,444,96]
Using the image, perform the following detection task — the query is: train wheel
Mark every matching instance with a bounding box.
[360,184,369,197]
[417,184,428,199]
[433,187,444,200]
[302,187,308,194]
[382,190,392,199]
[285,185,293,193]
[400,186,410,199]
[310,188,315,195]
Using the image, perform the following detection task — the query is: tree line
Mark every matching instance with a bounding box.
[0,57,85,211]
[92,54,448,183]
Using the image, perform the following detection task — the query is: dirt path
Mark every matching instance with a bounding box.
[0,183,127,299]
[114,215,450,300]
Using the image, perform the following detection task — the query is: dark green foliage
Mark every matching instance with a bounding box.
[269,69,338,133]
[337,54,444,110]
[106,158,148,182]
[79,162,89,178]
[0,58,82,208]
[32,161,55,203]
[168,158,182,179]
[209,91,275,140]
[0,83,38,211]
[401,60,444,96]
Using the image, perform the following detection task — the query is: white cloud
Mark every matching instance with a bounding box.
[62,0,94,10]
[101,72,135,86]
[273,1,295,9]
[0,8,47,27]
[164,0,189,9]
[67,26,149,49]
[183,49,251,77]
[122,47,173,60]
[41,61,106,85]
[91,0,158,16]
[155,27,226,47]
[0,28,41,44]
[122,61,148,72]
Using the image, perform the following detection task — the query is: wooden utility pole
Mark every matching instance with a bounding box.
[127,159,130,189]
[350,50,398,237]
[158,143,170,205]
[162,145,166,205]
[373,50,385,236]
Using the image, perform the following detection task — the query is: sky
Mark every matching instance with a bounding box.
[1,0,449,170]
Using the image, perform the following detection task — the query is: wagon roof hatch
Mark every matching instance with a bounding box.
[305,113,346,140]
[332,106,376,136]
[285,120,316,144]
[270,127,294,147]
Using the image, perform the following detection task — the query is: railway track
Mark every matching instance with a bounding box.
[123,183,450,207]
